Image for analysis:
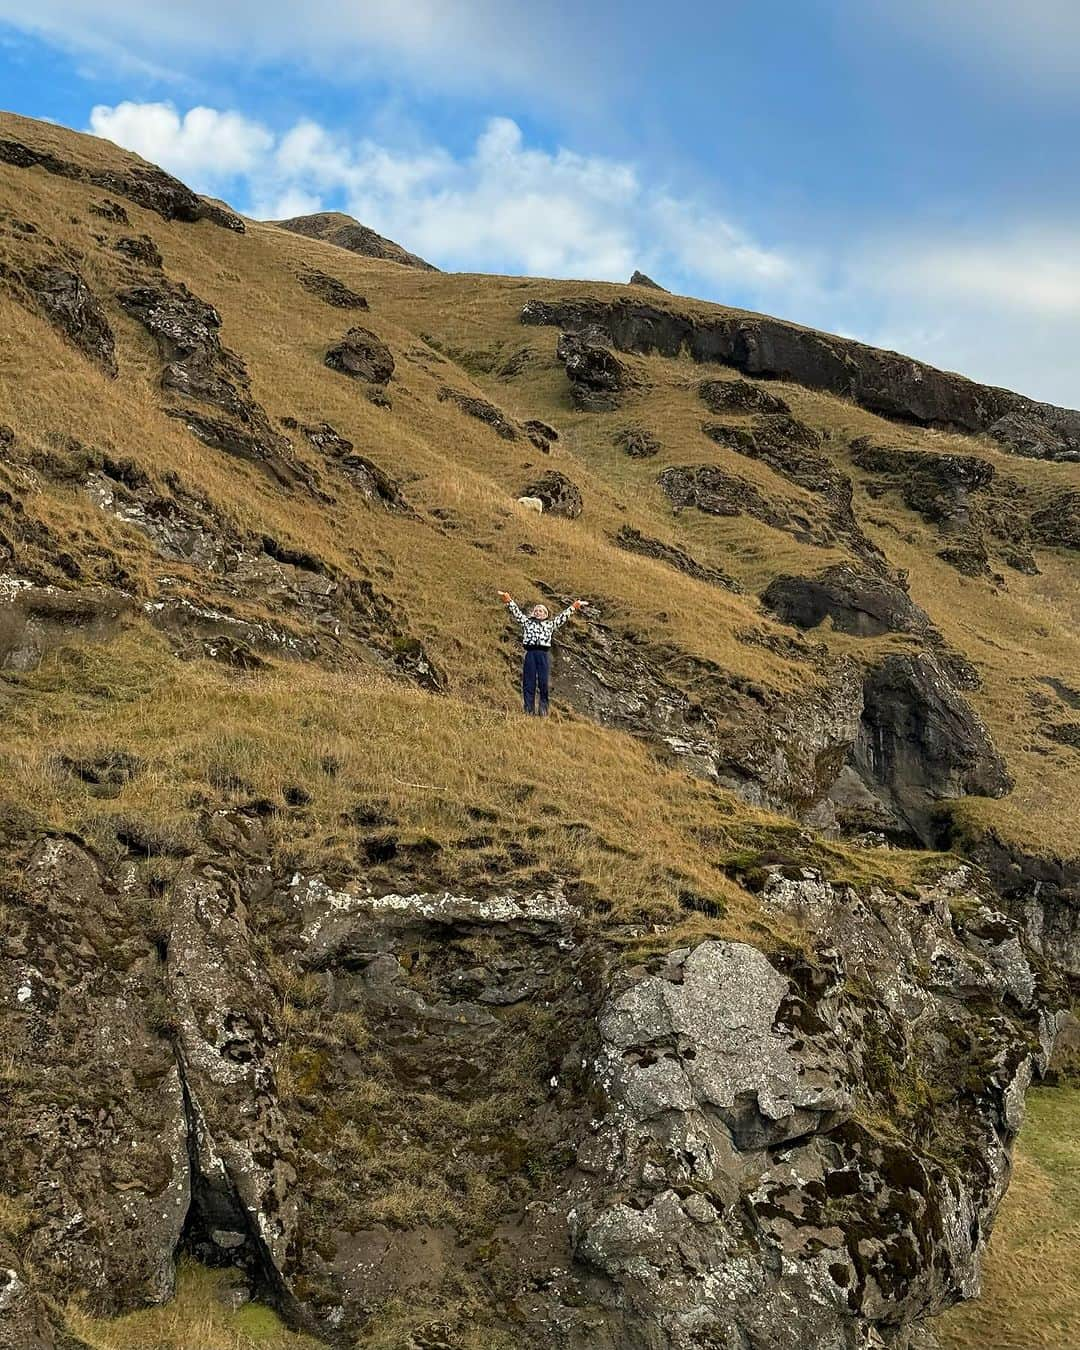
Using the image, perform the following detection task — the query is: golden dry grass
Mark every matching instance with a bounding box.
[939,1086,1080,1350]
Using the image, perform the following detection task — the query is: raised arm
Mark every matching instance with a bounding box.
[551,599,587,631]
[498,591,528,625]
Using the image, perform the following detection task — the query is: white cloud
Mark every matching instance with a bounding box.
[86,100,794,290]
[89,101,273,179]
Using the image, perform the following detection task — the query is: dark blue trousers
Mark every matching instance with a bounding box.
[522,647,550,715]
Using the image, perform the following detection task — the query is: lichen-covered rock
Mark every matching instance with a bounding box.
[699,376,789,415]
[114,234,163,268]
[324,326,395,384]
[0,577,131,670]
[0,838,190,1314]
[527,868,1064,1349]
[614,425,660,457]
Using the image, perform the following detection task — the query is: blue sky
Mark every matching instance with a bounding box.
[2,1,1080,403]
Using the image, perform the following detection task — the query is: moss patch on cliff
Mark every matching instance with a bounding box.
[938,1085,1080,1349]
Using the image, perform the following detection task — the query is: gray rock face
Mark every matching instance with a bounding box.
[537,868,1063,1350]
[0,816,1064,1350]
[856,651,1013,840]
[0,576,131,671]
[521,297,1080,459]
[763,565,931,637]
[522,469,583,518]
[20,265,117,375]
[118,283,311,491]
[629,269,666,290]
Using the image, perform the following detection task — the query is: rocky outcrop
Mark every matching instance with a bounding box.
[0,128,243,231]
[556,329,630,410]
[272,211,435,270]
[0,576,131,670]
[658,462,841,551]
[699,376,790,415]
[522,470,583,518]
[437,386,518,440]
[629,269,666,290]
[521,297,1080,458]
[297,268,368,309]
[614,525,741,591]
[763,564,931,637]
[4,264,117,375]
[118,282,311,491]
[279,419,406,508]
[114,234,163,269]
[855,651,1012,840]
[546,863,1062,1348]
[324,326,395,385]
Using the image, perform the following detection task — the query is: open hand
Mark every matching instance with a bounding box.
[572,599,588,611]
[498,591,512,603]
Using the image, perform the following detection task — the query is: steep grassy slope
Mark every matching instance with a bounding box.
[1,110,1078,1349]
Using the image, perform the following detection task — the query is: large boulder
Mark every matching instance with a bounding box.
[763,564,931,637]
[324,326,395,384]
[555,329,629,410]
[699,376,789,416]
[522,469,583,518]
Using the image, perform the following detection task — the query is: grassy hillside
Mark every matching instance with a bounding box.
[1,109,1079,1347]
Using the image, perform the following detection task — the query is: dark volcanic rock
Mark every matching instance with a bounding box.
[283,419,406,508]
[555,329,629,410]
[855,651,1012,840]
[0,581,131,671]
[272,211,435,269]
[437,387,517,440]
[614,525,741,590]
[297,268,369,310]
[0,132,244,231]
[523,418,559,451]
[614,425,660,457]
[1030,491,1080,550]
[119,282,311,490]
[324,326,395,384]
[521,296,1080,459]
[22,265,117,375]
[699,376,790,416]
[522,470,583,518]
[629,269,666,290]
[851,439,994,527]
[113,234,163,268]
[763,565,930,637]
